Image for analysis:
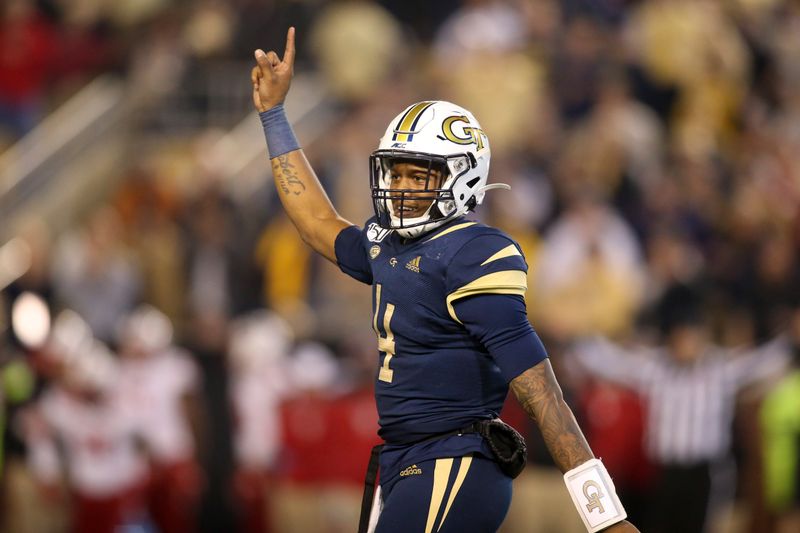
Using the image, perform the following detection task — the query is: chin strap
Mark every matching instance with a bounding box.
[478,183,511,194]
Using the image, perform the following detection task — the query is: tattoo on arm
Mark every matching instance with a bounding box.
[510,361,594,472]
[272,155,306,196]
[272,158,289,195]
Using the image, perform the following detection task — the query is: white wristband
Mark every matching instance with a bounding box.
[563,458,627,532]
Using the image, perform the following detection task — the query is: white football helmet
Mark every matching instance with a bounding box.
[116,304,174,356]
[228,310,293,373]
[64,340,118,395]
[47,309,93,364]
[370,100,507,239]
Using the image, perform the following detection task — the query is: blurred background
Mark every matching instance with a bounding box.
[1,0,800,532]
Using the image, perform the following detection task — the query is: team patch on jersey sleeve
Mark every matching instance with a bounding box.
[445,233,528,323]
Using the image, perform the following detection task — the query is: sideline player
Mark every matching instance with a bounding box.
[251,28,639,533]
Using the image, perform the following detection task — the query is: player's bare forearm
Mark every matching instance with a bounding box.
[270,150,351,262]
[511,362,641,533]
[510,359,594,472]
[252,28,352,263]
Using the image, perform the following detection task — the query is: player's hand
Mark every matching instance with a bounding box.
[252,27,296,112]
[602,520,640,532]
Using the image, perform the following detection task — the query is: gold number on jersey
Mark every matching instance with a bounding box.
[373,284,396,383]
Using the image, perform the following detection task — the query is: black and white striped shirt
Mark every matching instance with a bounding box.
[572,337,789,465]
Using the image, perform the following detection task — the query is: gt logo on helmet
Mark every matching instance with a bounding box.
[442,115,486,150]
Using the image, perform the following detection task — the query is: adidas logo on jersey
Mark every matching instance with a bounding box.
[400,464,423,477]
[405,256,421,272]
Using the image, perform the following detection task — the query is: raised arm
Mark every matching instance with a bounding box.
[570,336,655,389]
[725,335,791,389]
[510,360,639,533]
[251,27,352,263]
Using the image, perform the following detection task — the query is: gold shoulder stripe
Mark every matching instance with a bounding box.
[446,270,527,323]
[480,244,522,266]
[425,222,477,242]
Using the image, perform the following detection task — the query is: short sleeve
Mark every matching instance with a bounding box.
[334,225,373,285]
[445,233,528,323]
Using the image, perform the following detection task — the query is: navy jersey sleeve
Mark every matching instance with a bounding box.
[444,233,528,323]
[334,225,373,285]
[453,293,548,382]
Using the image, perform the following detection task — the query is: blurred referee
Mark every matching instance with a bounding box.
[571,297,790,533]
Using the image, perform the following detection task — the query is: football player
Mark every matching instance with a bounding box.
[116,306,201,533]
[251,28,639,533]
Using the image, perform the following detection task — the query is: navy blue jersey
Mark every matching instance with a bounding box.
[335,217,542,447]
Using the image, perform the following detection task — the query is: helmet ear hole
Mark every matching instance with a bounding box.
[466,177,480,189]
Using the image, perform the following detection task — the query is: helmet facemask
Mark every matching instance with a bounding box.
[370,150,474,239]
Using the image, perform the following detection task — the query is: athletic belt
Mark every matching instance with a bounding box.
[357,423,481,533]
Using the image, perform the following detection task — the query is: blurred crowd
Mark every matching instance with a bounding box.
[3,0,800,532]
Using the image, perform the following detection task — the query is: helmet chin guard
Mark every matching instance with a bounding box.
[369,101,504,239]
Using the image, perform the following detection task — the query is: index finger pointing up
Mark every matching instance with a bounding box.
[283,27,296,67]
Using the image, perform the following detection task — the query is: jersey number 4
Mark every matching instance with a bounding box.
[373,283,395,383]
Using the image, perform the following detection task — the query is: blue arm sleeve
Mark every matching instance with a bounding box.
[453,293,548,383]
[334,225,373,285]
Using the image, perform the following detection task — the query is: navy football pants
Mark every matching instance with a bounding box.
[375,454,512,533]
